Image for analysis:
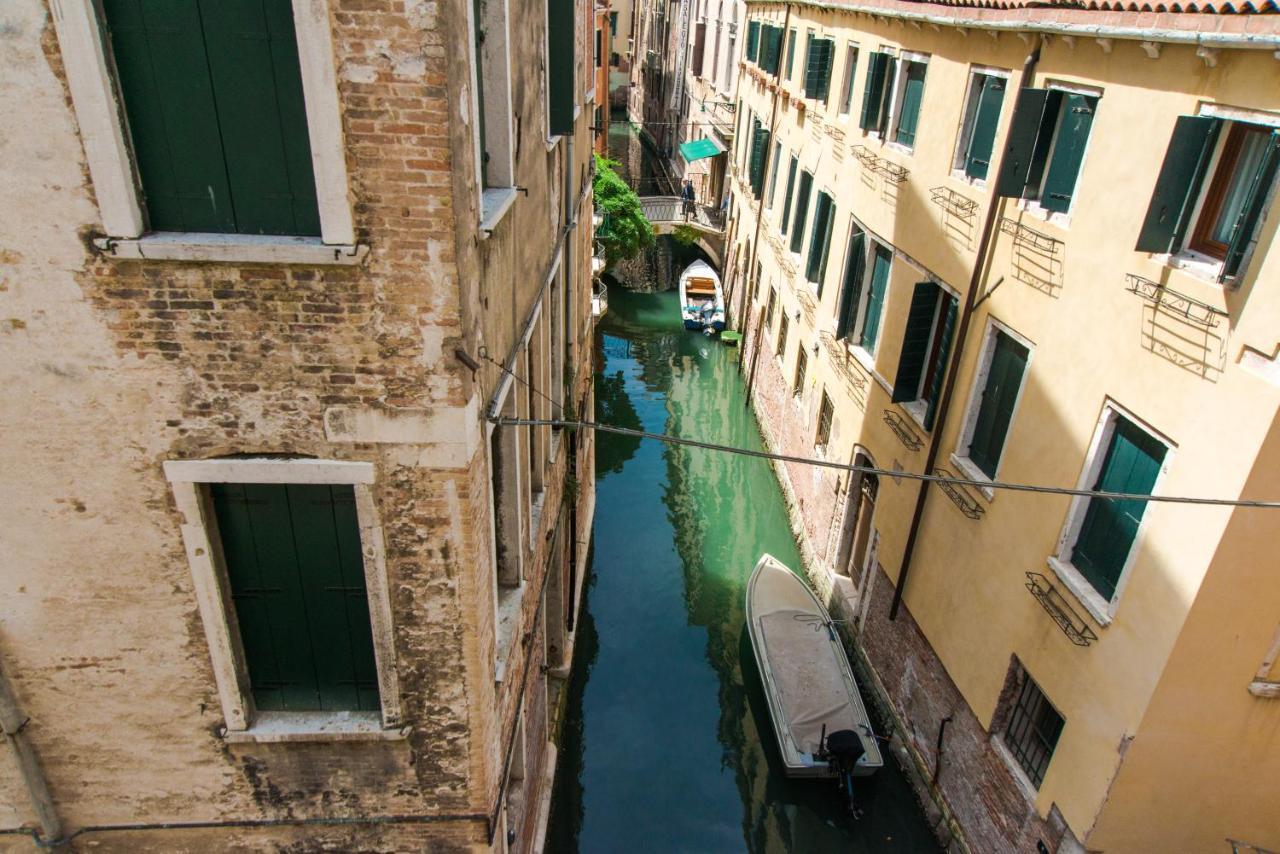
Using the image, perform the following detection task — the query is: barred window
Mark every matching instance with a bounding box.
[1004,669,1064,789]
[816,392,834,448]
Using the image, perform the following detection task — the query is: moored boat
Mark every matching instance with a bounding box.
[746,554,884,780]
[678,260,725,333]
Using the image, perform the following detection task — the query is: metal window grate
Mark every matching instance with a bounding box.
[1005,672,1064,789]
[883,409,923,451]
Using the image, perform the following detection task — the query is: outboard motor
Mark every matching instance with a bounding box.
[817,727,866,819]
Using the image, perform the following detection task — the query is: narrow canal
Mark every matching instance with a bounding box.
[546,289,941,852]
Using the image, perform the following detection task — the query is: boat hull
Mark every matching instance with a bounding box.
[745,554,884,779]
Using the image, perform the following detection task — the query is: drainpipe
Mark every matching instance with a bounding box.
[741,4,792,395]
[888,35,1043,621]
[0,652,64,845]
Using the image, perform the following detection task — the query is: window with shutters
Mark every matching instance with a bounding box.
[766,143,784,208]
[805,191,836,293]
[794,347,808,396]
[779,155,799,236]
[1051,405,1171,623]
[766,286,778,330]
[891,283,958,431]
[1249,625,1280,699]
[996,83,1101,218]
[955,321,1032,489]
[803,34,836,104]
[746,20,761,63]
[748,119,771,198]
[999,663,1064,791]
[953,69,1009,183]
[785,28,798,81]
[838,44,860,116]
[758,23,784,76]
[789,170,815,254]
[887,53,929,151]
[816,391,834,448]
[1136,115,1280,286]
[777,313,790,358]
[836,228,892,359]
[164,458,402,738]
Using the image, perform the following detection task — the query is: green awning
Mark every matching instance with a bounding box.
[680,138,725,162]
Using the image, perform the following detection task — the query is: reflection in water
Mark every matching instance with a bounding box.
[548,290,939,853]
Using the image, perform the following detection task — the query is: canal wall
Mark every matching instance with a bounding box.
[741,333,1077,854]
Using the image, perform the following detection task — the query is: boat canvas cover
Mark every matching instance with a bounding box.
[758,609,863,755]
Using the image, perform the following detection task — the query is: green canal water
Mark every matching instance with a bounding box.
[546,289,941,852]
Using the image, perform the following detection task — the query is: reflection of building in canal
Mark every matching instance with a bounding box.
[725,3,1280,852]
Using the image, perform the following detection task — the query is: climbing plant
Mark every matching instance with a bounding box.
[593,153,654,267]
[670,224,702,247]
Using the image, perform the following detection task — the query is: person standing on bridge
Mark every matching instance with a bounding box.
[681,179,696,221]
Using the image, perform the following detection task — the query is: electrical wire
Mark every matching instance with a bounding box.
[489,416,1280,510]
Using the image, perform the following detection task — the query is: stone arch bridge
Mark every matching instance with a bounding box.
[639,196,725,268]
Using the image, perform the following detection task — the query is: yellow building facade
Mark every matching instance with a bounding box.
[724,1,1280,850]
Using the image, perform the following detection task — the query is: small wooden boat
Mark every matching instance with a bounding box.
[678,260,725,333]
[746,554,884,779]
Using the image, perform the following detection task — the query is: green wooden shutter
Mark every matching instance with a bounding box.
[964,75,1006,180]
[836,230,866,339]
[892,62,926,148]
[859,52,890,131]
[1134,117,1221,253]
[923,296,958,431]
[757,25,772,73]
[860,245,891,353]
[804,39,833,101]
[1222,130,1280,283]
[754,128,771,197]
[814,199,837,296]
[202,0,320,235]
[789,171,814,254]
[548,0,575,134]
[996,88,1052,199]
[104,0,237,233]
[763,25,784,75]
[211,483,380,712]
[780,156,798,236]
[1040,94,1097,213]
[1071,419,1166,601]
[746,20,761,62]
[968,332,1029,478]
[805,192,833,285]
[891,282,940,403]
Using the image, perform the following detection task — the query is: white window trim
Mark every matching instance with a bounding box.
[836,42,860,118]
[1019,81,1103,226]
[949,67,1011,189]
[1047,402,1174,627]
[163,457,405,740]
[470,0,518,228]
[882,54,929,156]
[54,0,361,259]
[952,318,1035,500]
[851,239,891,359]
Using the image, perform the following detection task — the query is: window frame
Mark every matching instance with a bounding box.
[896,281,960,431]
[837,42,860,117]
[164,457,404,740]
[885,52,929,154]
[58,0,363,263]
[953,318,1034,496]
[851,240,893,360]
[815,390,835,448]
[1048,401,1174,626]
[999,665,1064,792]
[776,312,790,358]
[1020,80,1103,225]
[793,346,808,396]
[951,66,1011,186]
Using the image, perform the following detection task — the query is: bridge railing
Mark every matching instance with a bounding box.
[638,196,725,232]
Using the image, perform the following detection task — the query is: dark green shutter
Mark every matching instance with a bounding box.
[836,229,866,339]
[893,63,926,148]
[1134,117,1221,253]
[859,52,891,131]
[996,88,1052,199]
[804,39,833,101]
[212,483,379,712]
[747,20,761,62]
[805,192,834,286]
[968,332,1029,478]
[892,283,940,403]
[780,156,798,236]
[473,0,489,184]
[860,245,891,353]
[922,296,958,431]
[789,171,814,254]
[767,142,783,205]
[1222,130,1280,283]
[1071,419,1166,601]
[814,199,836,295]
[1040,94,1098,213]
[762,25,783,75]
[964,75,1006,180]
[548,0,575,134]
[754,127,771,197]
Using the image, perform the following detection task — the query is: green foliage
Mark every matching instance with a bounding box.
[593,153,654,266]
[671,224,702,247]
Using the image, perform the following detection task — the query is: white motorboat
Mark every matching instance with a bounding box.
[746,553,884,780]
[678,260,725,333]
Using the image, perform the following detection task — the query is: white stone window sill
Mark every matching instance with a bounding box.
[585,87,597,105]
[885,140,914,157]
[849,344,891,393]
[222,711,409,744]
[1248,680,1280,699]
[1163,249,1225,285]
[1045,554,1114,627]
[1017,198,1072,230]
[94,233,369,265]
[494,582,525,684]
[900,399,929,431]
[991,734,1041,805]
[949,167,989,192]
[480,187,520,236]
[949,452,996,501]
